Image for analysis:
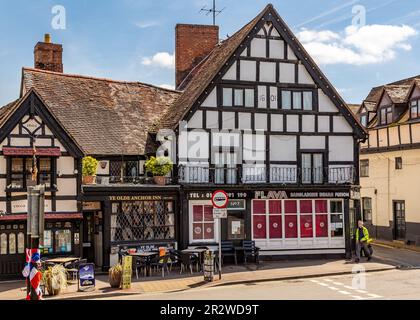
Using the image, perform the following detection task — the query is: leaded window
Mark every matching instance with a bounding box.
[111,200,175,242]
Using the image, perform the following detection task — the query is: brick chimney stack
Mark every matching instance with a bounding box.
[34,34,63,73]
[175,24,219,89]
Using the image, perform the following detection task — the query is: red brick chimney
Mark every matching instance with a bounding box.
[34,34,63,73]
[175,24,219,89]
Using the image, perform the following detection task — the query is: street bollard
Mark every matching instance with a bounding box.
[204,250,215,282]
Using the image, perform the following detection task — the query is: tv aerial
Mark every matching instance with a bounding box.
[199,0,226,25]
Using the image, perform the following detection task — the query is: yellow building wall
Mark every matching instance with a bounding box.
[360,148,420,228]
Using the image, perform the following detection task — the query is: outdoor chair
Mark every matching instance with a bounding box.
[221,241,237,265]
[242,240,260,264]
[134,256,148,279]
[179,252,199,274]
[150,254,171,278]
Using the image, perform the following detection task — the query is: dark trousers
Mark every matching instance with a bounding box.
[356,241,371,259]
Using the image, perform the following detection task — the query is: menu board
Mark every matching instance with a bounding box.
[121,255,132,290]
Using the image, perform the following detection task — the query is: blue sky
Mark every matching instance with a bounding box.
[0,0,420,106]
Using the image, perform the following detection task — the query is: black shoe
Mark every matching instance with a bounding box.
[355,258,360,263]
[367,257,372,262]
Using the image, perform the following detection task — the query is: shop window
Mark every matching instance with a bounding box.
[55,230,72,253]
[0,233,7,254]
[111,200,175,242]
[330,200,344,237]
[43,230,53,254]
[8,233,16,254]
[252,200,266,239]
[284,200,297,238]
[192,205,215,241]
[362,197,372,223]
[315,200,328,237]
[300,200,313,238]
[268,200,282,239]
[228,216,245,240]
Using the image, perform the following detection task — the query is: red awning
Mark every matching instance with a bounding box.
[2,147,61,157]
[0,213,83,221]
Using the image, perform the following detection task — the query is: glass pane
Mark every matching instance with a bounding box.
[12,158,23,172]
[40,173,51,185]
[313,154,323,183]
[203,223,214,240]
[315,200,328,213]
[387,109,393,124]
[223,88,233,106]
[303,92,312,110]
[300,215,313,238]
[300,200,312,214]
[253,215,266,239]
[55,229,72,253]
[281,91,291,109]
[11,174,24,189]
[411,106,417,118]
[203,206,213,222]
[245,89,254,107]
[9,233,16,254]
[234,89,243,106]
[17,232,25,253]
[193,223,203,240]
[253,200,266,214]
[269,216,282,239]
[269,87,278,109]
[39,158,51,171]
[330,214,344,237]
[381,109,386,124]
[0,233,7,254]
[330,200,343,213]
[193,205,203,222]
[228,217,244,240]
[284,200,297,214]
[316,215,328,237]
[302,154,311,184]
[293,92,302,109]
[43,230,53,253]
[268,200,281,214]
[285,215,297,238]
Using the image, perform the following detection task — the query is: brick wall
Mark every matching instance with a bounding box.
[175,24,219,89]
[34,42,63,73]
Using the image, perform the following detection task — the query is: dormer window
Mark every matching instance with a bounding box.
[410,99,419,119]
[360,114,367,127]
[379,106,393,125]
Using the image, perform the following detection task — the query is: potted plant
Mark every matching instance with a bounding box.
[109,264,123,288]
[82,156,99,185]
[145,156,173,185]
[42,265,68,296]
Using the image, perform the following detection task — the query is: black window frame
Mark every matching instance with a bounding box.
[220,85,255,108]
[360,159,369,177]
[362,197,372,223]
[280,89,314,111]
[410,99,420,119]
[379,105,393,125]
[395,157,403,170]
[43,221,74,255]
[8,156,55,191]
[360,113,368,127]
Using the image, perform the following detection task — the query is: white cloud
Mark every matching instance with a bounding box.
[134,21,158,29]
[159,84,175,90]
[297,24,417,65]
[142,52,175,69]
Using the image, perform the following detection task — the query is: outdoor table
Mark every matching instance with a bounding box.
[129,252,158,277]
[181,248,208,271]
[44,257,80,266]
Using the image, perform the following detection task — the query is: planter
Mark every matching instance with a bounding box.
[46,282,62,296]
[82,175,96,185]
[153,176,167,185]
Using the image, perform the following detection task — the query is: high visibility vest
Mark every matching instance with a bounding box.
[356,226,372,243]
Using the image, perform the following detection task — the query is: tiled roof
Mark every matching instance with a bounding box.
[158,5,267,130]
[0,99,22,127]
[21,68,181,156]
[383,85,412,104]
[364,75,420,104]
[347,104,361,115]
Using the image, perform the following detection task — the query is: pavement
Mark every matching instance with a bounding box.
[2,243,416,300]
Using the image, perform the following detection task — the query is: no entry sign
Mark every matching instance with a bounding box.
[211,190,229,209]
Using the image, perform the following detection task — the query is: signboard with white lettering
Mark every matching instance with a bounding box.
[213,208,228,219]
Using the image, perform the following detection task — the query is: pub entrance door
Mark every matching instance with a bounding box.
[82,211,104,267]
[393,201,406,240]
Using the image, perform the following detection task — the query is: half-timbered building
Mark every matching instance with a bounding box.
[160,4,367,258]
[0,4,367,277]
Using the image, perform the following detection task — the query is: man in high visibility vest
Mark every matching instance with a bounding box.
[355,220,372,263]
